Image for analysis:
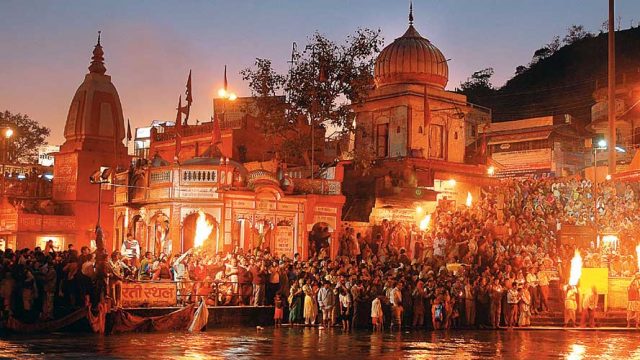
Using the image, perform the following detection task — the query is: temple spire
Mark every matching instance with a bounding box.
[409,1,414,25]
[89,31,106,75]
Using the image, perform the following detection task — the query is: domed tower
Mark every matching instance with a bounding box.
[353,4,467,162]
[53,33,130,250]
[374,18,449,89]
[61,33,127,153]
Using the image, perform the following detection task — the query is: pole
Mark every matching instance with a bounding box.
[97,182,102,227]
[1,138,5,196]
[311,116,315,184]
[608,0,616,175]
[593,148,598,235]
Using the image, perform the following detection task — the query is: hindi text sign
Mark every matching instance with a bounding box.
[121,282,177,307]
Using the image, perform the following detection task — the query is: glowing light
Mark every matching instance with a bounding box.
[218,89,227,98]
[419,214,431,231]
[416,206,423,215]
[228,93,237,101]
[568,249,583,286]
[602,235,619,250]
[636,244,640,271]
[466,192,473,208]
[194,210,213,248]
[567,344,586,360]
[447,179,456,187]
[4,128,13,138]
[597,139,607,148]
[487,166,495,176]
[605,174,612,181]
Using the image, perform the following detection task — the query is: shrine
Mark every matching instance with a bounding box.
[0,34,130,251]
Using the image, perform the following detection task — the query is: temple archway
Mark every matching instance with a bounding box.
[130,214,146,251]
[150,212,170,257]
[182,211,219,253]
[309,222,332,259]
[115,214,126,251]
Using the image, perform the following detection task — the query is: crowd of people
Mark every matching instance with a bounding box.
[1,175,640,330]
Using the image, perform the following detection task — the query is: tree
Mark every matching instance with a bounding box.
[242,28,383,166]
[456,67,496,102]
[515,65,528,76]
[0,111,51,163]
[563,25,593,45]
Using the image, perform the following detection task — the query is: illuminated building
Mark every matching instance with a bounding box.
[0,35,129,250]
[345,7,493,223]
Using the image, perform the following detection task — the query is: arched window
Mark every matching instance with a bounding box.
[418,126,423,134]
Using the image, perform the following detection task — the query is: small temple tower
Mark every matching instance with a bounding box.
[346,5,491,223]
[53,33,130,250]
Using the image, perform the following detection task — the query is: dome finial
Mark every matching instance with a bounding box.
[409,1,414,25]
[89,31,106,75]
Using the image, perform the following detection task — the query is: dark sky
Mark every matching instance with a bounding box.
[2,0,639,145]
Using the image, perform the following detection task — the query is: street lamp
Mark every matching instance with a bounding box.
[89,167,113,254]
[1,127,14,196]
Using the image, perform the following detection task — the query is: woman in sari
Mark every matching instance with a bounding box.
[288,280,304,324]
[303,279,317,325]
[518,284,531,327]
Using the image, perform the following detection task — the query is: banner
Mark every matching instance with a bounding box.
[121,282,177,308]
[274,226,294,256]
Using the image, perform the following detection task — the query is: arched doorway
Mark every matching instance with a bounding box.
[182,211,219,253]
[309,222,332,259]
[130,214,147,253]
[150,212,170,257]
[115,214,125,252]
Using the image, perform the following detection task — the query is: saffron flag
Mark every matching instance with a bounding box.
[188,299,209,332]
[183,70,192,124]
[175,96,183,158]
[126,119,132,141]
[185,70,193,104]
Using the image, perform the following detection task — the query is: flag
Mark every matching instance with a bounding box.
[185,70,193,104]
[126,119,132,141]
[188,299,209,332]
[211,115,222,145]
[183,70,192,124]
[223,65,228,92]
[175,96,183,158]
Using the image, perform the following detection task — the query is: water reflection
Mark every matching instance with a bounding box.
[1,329,638,359]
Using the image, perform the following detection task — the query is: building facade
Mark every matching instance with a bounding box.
[345,12,493,223]
[483,115,587,178]
[0,36,129,251]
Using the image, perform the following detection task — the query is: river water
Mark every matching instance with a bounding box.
[0,328,638,359]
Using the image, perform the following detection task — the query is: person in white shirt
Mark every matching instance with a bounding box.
[120,233,140,266]
[390,282,404,330]
[339,288,352,331]
[371,296,383,331]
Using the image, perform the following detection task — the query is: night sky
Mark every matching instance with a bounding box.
[2,0,640,145]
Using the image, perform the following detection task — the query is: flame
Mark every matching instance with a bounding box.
[568,249,583,286]
[419,214,431,231]
[194,210,213,248]
[466,192,473,207]
[636,244,640,271]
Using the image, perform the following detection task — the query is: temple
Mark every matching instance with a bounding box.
[344,8,492,224]
[0,34,130,251]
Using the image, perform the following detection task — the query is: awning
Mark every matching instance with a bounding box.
[487,129,552,145]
